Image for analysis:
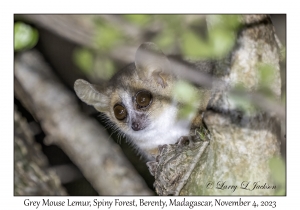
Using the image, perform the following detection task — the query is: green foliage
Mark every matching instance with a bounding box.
[140,15,241,59]
[152,15,184,50]
[92,15,240,58]
[209,27,236,57]
[269,157,286,195]
[207,15,240,31]
[153,27,176,50]
[173,80,199,105]
[182,15,240,59]
[182,31,210,57]
[14,22,39,51]
[258,63,275,84]
[73,48,93,74]
[94,21,123,51]
[74,19,122,80]
[73,47,116,80]
[123,15,151,26]
[94,57,116,80]
[257,63,276,93]
[173,80,201,119]
[229,83,254,113]
[76,15,242,84]
[228,91,257,114]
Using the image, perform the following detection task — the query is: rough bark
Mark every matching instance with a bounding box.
[152,15,283,195]
[14,50,153,195]
[14,107,67,195]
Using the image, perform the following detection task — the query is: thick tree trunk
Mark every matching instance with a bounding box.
[152,15,283,195]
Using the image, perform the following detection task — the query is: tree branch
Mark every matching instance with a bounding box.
[14,107,67,195]
[14,50,153,195]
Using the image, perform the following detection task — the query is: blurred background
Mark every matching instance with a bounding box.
[14,14,286,195]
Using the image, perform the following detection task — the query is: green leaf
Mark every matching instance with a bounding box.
[153,28,175,50]
[95,23,122,50]
[73,48,93,74]
[123,15,151,26]
[173,80,200,119]
[269,157,286,195]
[156,15,183,30]
[258,63,275,85]
[14,22,39,51]
[228,93,257,114]
[269,157,285,185]
[182,31,212,58]
[209,28,236,58]
[207,15,240,30]
[257,63,277,97]
[181,15,240,59]
[173,80,199,103]
[177,104,193,119]
[94,57,116,80]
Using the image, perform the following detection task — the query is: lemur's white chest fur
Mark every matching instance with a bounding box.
[120,91,191,159]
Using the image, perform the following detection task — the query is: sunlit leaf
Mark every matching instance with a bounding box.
[207,15,240,30]
[177,104,193,119]
[95,23,122,50]
[157,15,183,29]
[14,22,39,51]
[94,57,116,80]
[182,31,212,58]
[209,28,236,58]
[222,15,241,30]
[258,63,275,85]
[228,93,257,114]
[269,157,286,195]
[206,15,239,58]
[257,63,277,97]
[173,80,200,119]
[73,48,93,74]
[181,15,239,59]
[269,157,285,185]
[123,14,151,26]
[153,28,175,50]
[173,80,199,103]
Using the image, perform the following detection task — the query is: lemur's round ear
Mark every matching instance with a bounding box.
[74,79,110,112]
[135,42,171,88]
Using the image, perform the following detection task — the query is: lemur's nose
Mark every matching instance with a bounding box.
[132,121,143,131]
[132,121,140,131]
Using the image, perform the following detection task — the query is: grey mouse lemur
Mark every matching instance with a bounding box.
[74,42,211,160]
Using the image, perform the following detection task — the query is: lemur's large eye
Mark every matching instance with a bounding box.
[113,104,127,120]
[136,90,152,109]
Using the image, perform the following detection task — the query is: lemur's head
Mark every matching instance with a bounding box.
[74,43,177,136]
